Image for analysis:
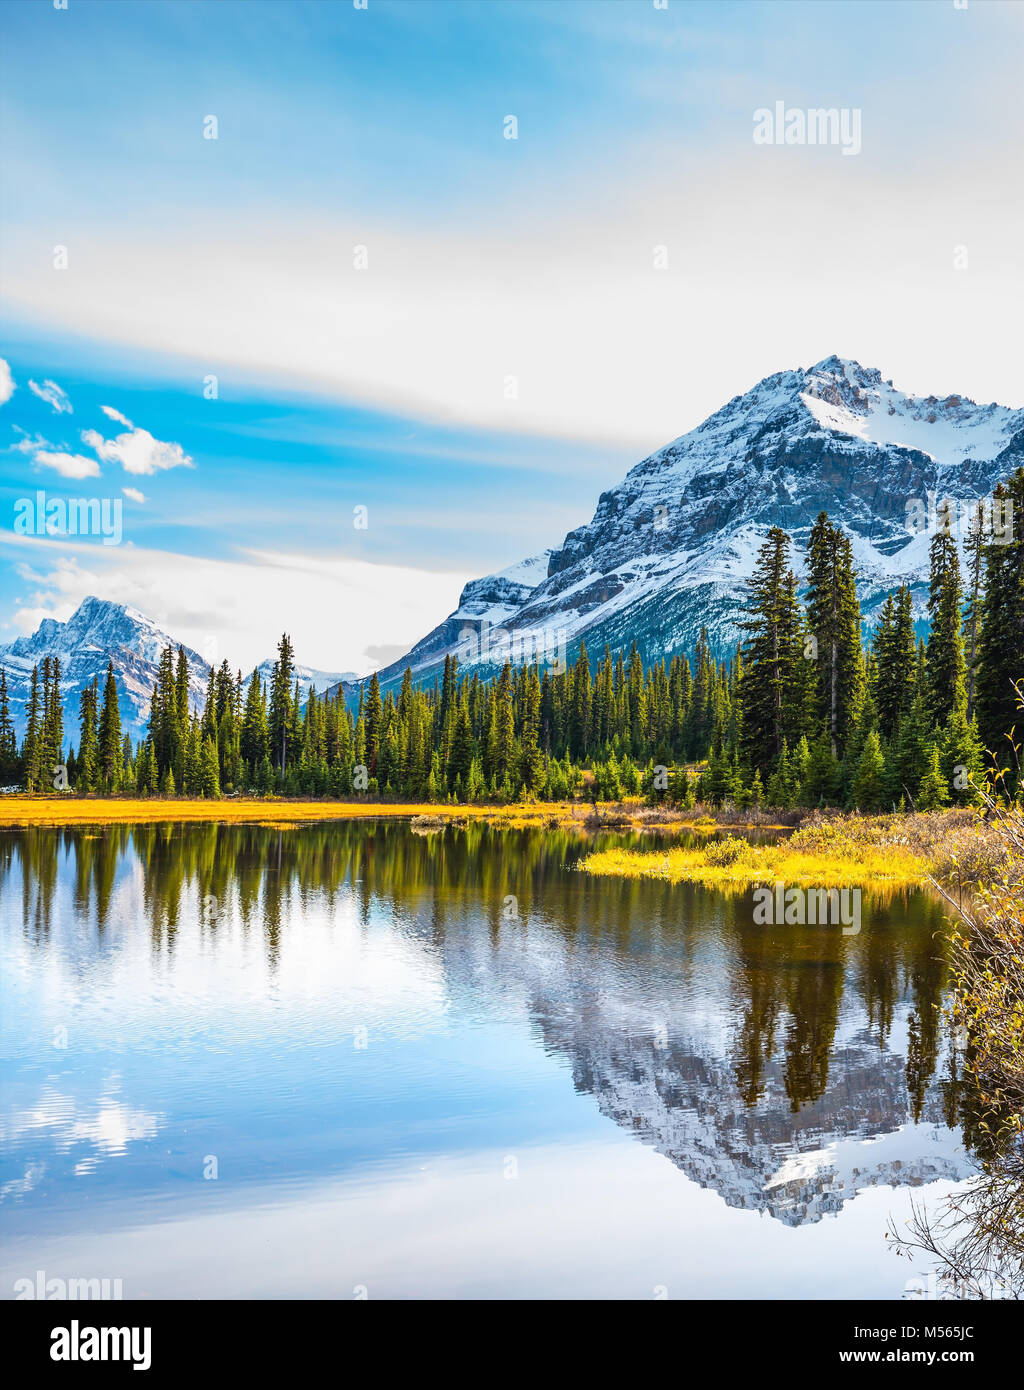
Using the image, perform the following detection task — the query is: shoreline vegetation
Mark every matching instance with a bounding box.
[0,793,786,831]
[582,805,1009,891]
[3,480,1022,822]
[0,796,1008,892]
[888,791,1024,1297]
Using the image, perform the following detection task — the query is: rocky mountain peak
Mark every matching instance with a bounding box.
[364,357,1023,694]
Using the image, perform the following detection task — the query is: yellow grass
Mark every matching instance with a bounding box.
[0,796,509,827]
[0,795,785,831]
[581,831,930,891]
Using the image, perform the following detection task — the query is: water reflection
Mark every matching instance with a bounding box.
[0,821,980,1295]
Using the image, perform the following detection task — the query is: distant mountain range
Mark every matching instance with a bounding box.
[0,597,354,741]
[4,358,1022,724]
[358,355,1024,695]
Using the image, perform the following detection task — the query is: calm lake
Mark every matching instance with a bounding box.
[0,820,974,1299]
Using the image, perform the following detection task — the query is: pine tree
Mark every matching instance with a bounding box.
[77,678,99,791]
[569,641,592,759]
[517,666,544,793]
[942,704,984,805]
[22,665,42,791]
[201,664,217,741]
[925,512,967,727]
[269,634,296,773]
[765,738,793,808]
[182,721,201,795]
[240,668,269,777]
[805,513,864,757]
[135,739,157,794]
[362,670,383,778]
[0,666,16,781]
[200,735,220,798]
[487,662,515,783]
[738,528,804,776]
[801,723,841,806]
[174,646,190,731]
[40,656,64,777]
[889,692,933,808]
[963,499,986,721]
[873,586,917,741]
[97,660,123,789]
[851,728,886,811]
[917,743,950,811]
[976,470,1024,770]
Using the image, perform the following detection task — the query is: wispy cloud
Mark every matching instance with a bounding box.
[0,530,468,673]
[83,411,193,476]
[28,378,72,414]
[122,486,146,504]
[8,428,51,455]
[0,359,14,406]
[1,3,1021,442]
[32,449,101,480]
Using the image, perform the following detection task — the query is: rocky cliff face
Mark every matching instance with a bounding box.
[369,356,1023,692]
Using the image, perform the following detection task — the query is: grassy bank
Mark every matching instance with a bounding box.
[580,808,1008,891]
[0,794,783,832]
[581,833,927,891]
[0,796,539,828]
[0,799,1007,891]
[888,796,1024,1297]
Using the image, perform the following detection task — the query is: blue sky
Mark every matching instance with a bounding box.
[1,0,1021,671]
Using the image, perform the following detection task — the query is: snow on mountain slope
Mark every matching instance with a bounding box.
[0,597,209,744]
[800,358,1020,466]
[370,356,1024,690]
[255,658,356,700]
[0,598,354,743]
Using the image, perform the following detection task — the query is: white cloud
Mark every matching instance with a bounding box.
[0,531,469,674]
[83,415,193,476]
[32,449,102,480]
[0,358,14,405]
[28,377,72,414]
[122,486,146,503]
[8,428,51,455]
[0,141,1021,450]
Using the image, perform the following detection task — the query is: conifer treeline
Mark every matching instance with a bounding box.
[2,468,1022,808]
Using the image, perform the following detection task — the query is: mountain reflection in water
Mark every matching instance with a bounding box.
[0,821,977,1298]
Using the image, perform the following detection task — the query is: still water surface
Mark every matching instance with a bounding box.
[0,821,974,1298]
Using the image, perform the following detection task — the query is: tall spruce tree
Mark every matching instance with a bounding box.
[963,499,986,721]
[738,528,803,776]
[22,665,42,791]
[0,666,16,781]
[77,678,99,792]
[976,470,1024,769]
[98,660,123,789]
[872,585,917,740]
[924,510,967,727]
[268,633,296,773]
[804,513,864,757]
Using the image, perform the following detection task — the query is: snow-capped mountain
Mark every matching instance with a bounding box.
[255,657,355,701]
[0,598,355,742]
[372,356,1024,690]
[0,597,209,743]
